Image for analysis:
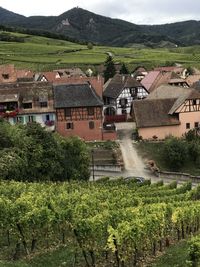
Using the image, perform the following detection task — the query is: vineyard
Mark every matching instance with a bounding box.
[1,179,200,266]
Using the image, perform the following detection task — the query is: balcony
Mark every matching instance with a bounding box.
[0,108,19,118]
[45,120,55,127]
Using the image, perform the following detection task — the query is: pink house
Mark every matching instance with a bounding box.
[133,85,200,140]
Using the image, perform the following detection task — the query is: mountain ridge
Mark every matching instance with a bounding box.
[0,6,200,47]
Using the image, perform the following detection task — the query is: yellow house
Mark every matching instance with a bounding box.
[133,85,200,140]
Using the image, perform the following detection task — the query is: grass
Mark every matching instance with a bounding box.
[0,240,190,267]
[136,141,200,176]
[150,241,189,267]
[1,31,200,71]
[0,246,83,267]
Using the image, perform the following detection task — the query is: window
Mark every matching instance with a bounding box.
[23,102,32,109]
[87,107,94,116]
[89,121,95,129]
[195,122,199,128]
[193,99,197,105]
[119,98,128,108]
[40,101,48,108]
[66,122,73,130]
[16,116,24,123]
[28,116,35,123]
[130,88,137,97]
[65,108,71,117]
[2,74,9,79]
[46,114,50,121]
[186,123,190,129]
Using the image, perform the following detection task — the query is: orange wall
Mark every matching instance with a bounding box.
[138,111,200,140]
[138,125,180,140]
[56,120,103,141]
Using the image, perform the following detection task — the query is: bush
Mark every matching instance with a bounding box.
[188,236,200,267]
[162,137,188,170]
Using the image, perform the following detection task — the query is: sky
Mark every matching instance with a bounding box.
[0,0,200,25]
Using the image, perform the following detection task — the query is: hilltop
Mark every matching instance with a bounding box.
[0,6,200,47]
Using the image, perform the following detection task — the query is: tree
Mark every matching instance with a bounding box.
[120,63,129,74]
[162,137,188,170]
[58,136,90,181]
[87,42,93,50]
[0,119,13,149]
[103,55,116,83]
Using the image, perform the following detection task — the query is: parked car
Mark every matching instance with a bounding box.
[124,176,145,183]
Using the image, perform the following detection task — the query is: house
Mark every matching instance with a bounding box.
[186,74,200,87]
[54,83,116,141]
[35,72,104,99]
[141,70,189,93]
[153,66,187,78]
[103,74,148,122]
[132,66,148,81]
[0,64,34,83]
[133,84,200,140]
[0,82,55,131]
[141,71,172,93]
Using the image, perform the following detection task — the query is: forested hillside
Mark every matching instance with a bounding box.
[1,6,200,47]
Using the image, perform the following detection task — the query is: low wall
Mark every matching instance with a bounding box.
[158,170,200,183]
[90,164,122,172]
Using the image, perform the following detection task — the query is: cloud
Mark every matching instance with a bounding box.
[0,0,199,24]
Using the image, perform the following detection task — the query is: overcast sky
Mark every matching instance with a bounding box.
[0,0,200,25]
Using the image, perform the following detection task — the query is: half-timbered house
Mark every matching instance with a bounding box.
[133,84,200,140]
[103,74,148,122]
[0,82,55,131]
[54,83,107,141]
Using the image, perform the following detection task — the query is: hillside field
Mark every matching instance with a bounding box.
[1,31,200,71]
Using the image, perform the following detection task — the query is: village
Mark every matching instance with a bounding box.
[1,63,200,179]
[1,63,200,139]
[3,1,200,265]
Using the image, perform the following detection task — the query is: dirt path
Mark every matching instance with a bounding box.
[116,122,156,180]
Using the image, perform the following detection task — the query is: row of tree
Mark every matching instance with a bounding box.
[0,120,90,181]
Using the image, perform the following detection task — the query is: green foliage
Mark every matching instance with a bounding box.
[1,180,200,266]
[188,236,200,266]
[187,66,195,75]
[162,137,188,170]
[0,122,90,182]
[2,30,200,70]
[58,135,90,181]
[87,42,93,50]
[103,55,116,83]
[0,120,13,149]
[120,62,129,74]
[185,129,199,142]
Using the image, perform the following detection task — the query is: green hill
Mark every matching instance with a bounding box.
[1,30,200,71]
[1,6,200,47]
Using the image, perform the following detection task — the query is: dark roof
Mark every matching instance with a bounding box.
[103,74,144,98]
[54,83,103,108]
[133,98,180,128]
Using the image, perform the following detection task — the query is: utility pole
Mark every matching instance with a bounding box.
[91,149,95,181]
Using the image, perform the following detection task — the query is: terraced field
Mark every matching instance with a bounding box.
[1,31,200,71]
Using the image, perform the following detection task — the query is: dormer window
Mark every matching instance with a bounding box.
[2,74,9,79]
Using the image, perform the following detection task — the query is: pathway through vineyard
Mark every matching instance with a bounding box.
[116,122,157,181]
[92,122,158,182]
